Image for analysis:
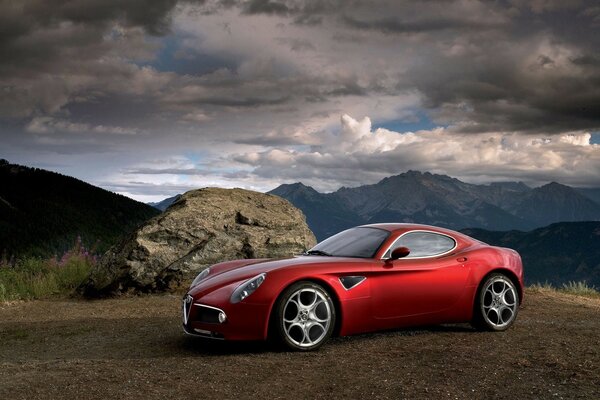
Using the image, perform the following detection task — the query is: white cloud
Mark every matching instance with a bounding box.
[233,114,600,190]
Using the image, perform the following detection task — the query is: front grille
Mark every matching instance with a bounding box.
[196,305,223,324]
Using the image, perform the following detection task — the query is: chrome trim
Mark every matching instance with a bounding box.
[182,294,193,325]
[193,303,226,314]
[339,276,367,290]
[194,328,214,336]
[182,324,225,340]
[380,229,458,260]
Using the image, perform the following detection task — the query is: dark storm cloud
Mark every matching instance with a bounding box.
[406,36,600,134]
[214,0,600,134]
[244,0,290,15]
[3,0,598,132]
[1,1,236,78]
[176,95,291,108]
[0,0,186,118]
[1,0,599,197]
[341,15,504,34]
[372,0,600,134]
[159,66,379,115]
[0,0,177,73]
[571,55,600,68]
[1,0,179,37]
[240,0,340,17]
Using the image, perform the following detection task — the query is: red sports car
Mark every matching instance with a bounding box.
[182,223,523,351]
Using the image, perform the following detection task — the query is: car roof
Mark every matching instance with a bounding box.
[360,223,473,240]
[360,223,485,250]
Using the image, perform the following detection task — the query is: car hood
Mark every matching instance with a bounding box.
[188,255,356,296]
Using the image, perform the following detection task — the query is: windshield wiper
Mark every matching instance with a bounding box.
[305,249,332,256]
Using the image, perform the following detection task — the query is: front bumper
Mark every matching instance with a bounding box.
[181,294,271,341]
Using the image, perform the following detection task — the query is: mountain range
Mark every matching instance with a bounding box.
[0,160,159,258]
[268,171,600,241]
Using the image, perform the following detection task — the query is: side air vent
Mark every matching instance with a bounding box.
[339,276,366,290]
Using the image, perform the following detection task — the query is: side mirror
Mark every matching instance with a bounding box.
[389,246,410,260]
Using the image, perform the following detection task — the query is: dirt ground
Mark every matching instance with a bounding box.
[1,289,599,400]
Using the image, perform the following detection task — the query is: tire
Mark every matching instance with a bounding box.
[472,273,519,331]
[273,281,336,351]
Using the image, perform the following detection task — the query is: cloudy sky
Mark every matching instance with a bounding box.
[1,0,599,201]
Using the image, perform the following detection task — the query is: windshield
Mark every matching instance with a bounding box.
[306,227,390,258]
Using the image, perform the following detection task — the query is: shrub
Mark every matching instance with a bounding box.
[529,280,599,298]
[0,236,96,302]
[560,281,599,297]
[528,281,554,290]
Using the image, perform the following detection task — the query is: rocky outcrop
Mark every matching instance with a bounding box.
[79,188,316,296]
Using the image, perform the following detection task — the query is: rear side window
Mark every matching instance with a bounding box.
[384,231,456,258]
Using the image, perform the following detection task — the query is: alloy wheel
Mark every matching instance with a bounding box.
[281,286,332,348]
[481,276,518,329]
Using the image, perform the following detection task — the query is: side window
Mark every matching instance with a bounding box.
[385,232,456,258]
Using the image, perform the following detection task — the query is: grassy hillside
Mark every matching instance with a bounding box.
[0,160,159,258]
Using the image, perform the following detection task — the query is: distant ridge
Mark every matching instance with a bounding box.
[0,160,160,258]
[269,171,600,240]
[512,182,600,224]
[462,221,600,287]
[148,194,182,211]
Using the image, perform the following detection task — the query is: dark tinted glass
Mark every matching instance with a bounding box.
[385,232,456,258]
[309,227,390,258]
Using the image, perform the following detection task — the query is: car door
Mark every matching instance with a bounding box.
[371,231,470,320]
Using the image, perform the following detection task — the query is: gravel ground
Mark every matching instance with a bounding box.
[1,289,599,399]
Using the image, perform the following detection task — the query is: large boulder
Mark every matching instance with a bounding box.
[80,188,316,296]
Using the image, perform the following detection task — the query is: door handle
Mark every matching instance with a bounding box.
[456,257,467,262]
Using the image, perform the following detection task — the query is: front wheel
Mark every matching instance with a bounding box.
[473,273,519,331]
[273,281,336,351]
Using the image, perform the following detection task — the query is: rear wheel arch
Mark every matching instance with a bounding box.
[472,269,520,331]
[482,268,522,304]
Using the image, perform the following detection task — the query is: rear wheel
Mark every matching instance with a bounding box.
[473,273,519,331]
[273,281,335,351]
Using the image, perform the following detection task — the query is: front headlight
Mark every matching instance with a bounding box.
[230,273,266,304]
[190,267,210,288]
